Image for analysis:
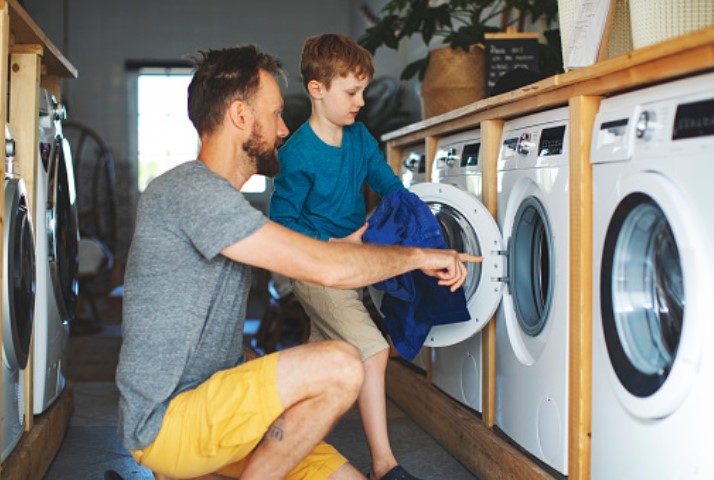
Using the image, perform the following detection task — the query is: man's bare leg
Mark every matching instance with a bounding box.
[239,340,366,480]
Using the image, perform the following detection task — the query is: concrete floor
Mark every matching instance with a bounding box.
[43,287,477,479]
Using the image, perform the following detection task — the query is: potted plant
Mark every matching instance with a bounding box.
[359,0,559,117]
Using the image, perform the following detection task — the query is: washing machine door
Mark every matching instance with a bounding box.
[3,178,36,371]
[47,136,79,323]
[600,174,704,419]
[410,182,505,347]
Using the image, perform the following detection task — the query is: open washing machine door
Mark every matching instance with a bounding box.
[46,134,80,323]
[3,176,36,371]
[409,182,505,347]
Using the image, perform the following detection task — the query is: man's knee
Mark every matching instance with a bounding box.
[321,340,364,398]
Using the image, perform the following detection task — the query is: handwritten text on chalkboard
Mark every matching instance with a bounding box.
[484,38,540,95]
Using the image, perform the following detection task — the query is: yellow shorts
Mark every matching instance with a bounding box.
[131,352,347,479]
[292,280,389,361]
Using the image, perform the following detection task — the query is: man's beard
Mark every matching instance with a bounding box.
[243,123,281,178]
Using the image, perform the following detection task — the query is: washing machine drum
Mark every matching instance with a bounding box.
[47,136,80,322]
[3,178,36,370]
[600,193,684,397]
[429,202,482,302]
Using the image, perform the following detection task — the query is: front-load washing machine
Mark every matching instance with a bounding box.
[2,125,35,461]
[33,88,79,414]
[399,144,426,189]
[427,129,485,412]
[494,107,570,475]
[590,73,714,479]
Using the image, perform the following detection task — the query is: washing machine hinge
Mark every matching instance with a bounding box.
[492,249,510,291]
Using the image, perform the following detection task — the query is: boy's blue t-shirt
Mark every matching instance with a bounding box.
[270,121,403,240]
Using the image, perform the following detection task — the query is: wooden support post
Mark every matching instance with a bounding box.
[0,3,9,474]
[479,118,503,428]
[567,95,601,480]
[424,136,437,183]
[9,48,42,433]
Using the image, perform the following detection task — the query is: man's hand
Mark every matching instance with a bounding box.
[420,251,483,292]
[329,222,368,245]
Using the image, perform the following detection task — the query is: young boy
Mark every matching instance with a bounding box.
[269,34,421,480]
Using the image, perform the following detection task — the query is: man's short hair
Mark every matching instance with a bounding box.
[300,34,374,91]
[187,45,285,136]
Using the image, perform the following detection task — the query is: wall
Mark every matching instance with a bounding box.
[18,1,339,261]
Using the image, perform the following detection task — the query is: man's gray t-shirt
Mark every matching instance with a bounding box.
[116,161,267,450]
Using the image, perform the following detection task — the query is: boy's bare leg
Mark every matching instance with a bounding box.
[239,341,365,480]
[358,348,398,479]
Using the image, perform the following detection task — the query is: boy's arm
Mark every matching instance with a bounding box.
[269,151,323,239]
[221,220,479,292]
[363,130,404,197]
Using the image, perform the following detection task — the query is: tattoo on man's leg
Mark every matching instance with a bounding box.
[266,415,285,441]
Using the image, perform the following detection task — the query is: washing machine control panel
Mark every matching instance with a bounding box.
[400,147,426,188]
[432,129,481,183]
[501,123,567,169]
[634,94,714,159]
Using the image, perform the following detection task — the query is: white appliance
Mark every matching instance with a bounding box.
[428,129,485,412]
[590,73,714,479]
[33,89,79,414]
[399,145,426,188]
[2,125,35,461]
[494,107,570,475]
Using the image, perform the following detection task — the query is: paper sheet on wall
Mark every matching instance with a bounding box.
[565,0,613,69]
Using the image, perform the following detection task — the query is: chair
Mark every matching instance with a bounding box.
[63,121,121,332]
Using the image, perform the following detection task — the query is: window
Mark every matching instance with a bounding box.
[136,68,198,191]
[135,67,267,193]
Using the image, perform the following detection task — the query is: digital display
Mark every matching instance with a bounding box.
[461,143,480,167]
[673,98,714,140]
[601,118,628,136]
[503,137,518,152]
[538,125,566,156]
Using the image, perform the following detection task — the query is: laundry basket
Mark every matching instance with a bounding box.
[629,0,714,49]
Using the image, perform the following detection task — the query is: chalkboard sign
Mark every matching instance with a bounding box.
[484,33,540,96]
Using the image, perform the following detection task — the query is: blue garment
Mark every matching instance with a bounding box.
[270,121,403,240]
[364,189,470,360]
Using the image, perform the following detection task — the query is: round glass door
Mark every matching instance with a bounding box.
[509,196,554,337]
[601,193,684,398]
[3,179,36,371]
[410,182,505,347]
[47,137,79,322]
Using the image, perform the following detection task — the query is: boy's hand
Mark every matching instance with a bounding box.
[330,222,368,245]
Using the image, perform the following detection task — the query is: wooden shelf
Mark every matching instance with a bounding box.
[7,0,77,78]
[382,25,714,480]
[383,25,714,147]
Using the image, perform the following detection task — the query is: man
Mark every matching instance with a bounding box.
[115,45,479,480]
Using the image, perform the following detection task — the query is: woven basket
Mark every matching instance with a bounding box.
[629,0,714,49]
[420,45,485,119]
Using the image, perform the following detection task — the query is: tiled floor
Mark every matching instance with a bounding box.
[42,287,477,479]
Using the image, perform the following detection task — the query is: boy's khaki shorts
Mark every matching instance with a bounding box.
[130,352,346,479]
[292,280,389,361]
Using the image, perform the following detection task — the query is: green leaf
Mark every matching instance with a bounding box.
[401,58,428,81]
[422,16,436,44]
